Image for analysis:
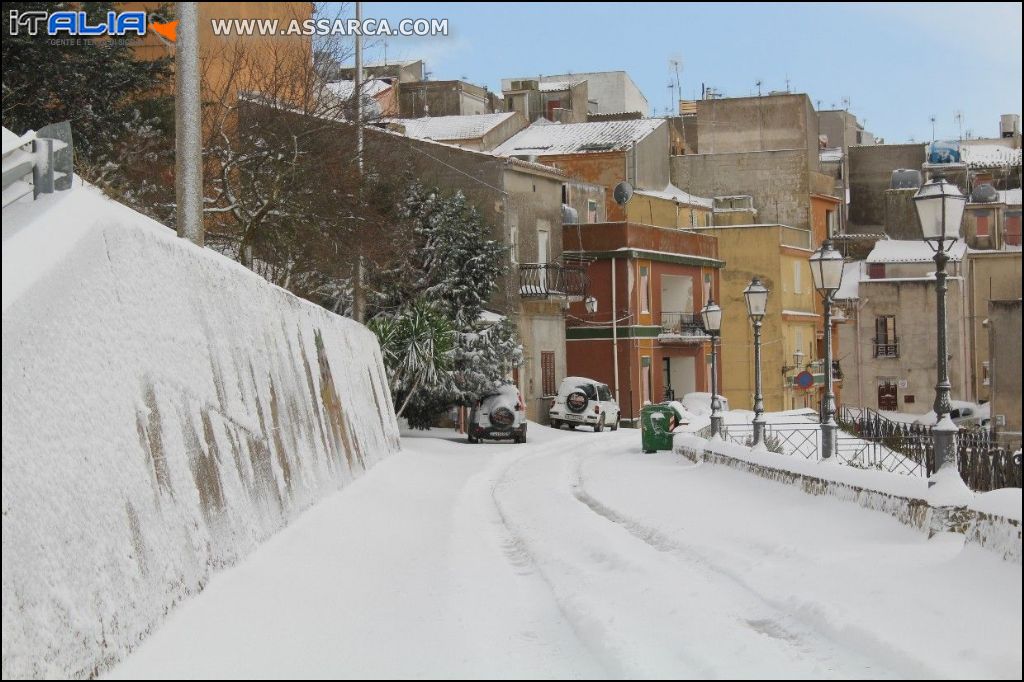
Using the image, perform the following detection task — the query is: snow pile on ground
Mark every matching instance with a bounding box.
[2,182,400,679]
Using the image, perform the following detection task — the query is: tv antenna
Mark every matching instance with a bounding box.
[954,111,964,141]
[929,115,936,142]
[755,79,763,97]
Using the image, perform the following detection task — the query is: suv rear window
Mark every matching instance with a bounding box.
[598,385,612,401]
[575,383,598,400]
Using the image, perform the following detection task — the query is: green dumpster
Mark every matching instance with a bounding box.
[640,403,681,453]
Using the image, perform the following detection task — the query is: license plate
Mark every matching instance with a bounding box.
[490,432,510,438]
[565,414,583,421]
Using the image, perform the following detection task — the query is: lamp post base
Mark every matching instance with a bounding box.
[710,414,723,440]
[821,421,836,463]
[751,419,766,449]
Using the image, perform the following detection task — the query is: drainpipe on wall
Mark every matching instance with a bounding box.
[612,257,620,406]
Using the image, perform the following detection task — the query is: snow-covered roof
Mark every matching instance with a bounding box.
[819,147,843,163]
[835,261,865,300]
[959,143,1022,169]
[325,79,392,100]
[999,188,1022,206]
[634,183,713,209]
[866,239,968,264]
[491,118,664,156]
[393,112,519,141]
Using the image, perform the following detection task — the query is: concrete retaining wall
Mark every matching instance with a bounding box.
[2,187,401,678]
[676,438,1021,563]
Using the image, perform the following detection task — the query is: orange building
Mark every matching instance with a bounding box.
[562,222,723,424]
[127,2,314,106]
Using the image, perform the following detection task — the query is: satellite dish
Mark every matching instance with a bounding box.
[613,181,633,206]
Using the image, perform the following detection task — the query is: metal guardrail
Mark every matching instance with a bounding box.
[2,121,73,209]
[519,262,587,299]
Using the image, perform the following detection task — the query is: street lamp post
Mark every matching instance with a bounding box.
[744,277,769,447]
[809,239,845,461]
[913,178,966,486]
[701,298,723,438]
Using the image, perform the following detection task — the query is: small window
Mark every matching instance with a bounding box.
[982,360,990,386]
[793,261,803,294]
[868,263,886,279]
[1005,214,1021,246]
[587,199,598,223]
[640,266,650,313]
[976,212,990,237]
[641,356,652,402]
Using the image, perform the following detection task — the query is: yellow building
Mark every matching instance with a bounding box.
[966,250,1023,402]
[691,224,828,412]
[626,185,713,229]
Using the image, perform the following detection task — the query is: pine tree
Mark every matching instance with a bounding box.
[369,184,522,428]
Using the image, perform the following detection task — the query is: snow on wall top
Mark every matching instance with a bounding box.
[999,188,1022,206]
[537,80,582,92]
[634,183,713,209]
[819,147,843,163]
[866,239,968,263]
[2,181,400,678]
[393,112,519,141]
[491,118,664,156]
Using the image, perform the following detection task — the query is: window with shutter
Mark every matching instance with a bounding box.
[541,351,556,397]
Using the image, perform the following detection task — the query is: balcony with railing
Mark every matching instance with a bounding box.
[873,340,900,358]
[657,311,707,343]
[519,262,588,300]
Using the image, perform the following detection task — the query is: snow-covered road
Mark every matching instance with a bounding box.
[108,425,1022,679]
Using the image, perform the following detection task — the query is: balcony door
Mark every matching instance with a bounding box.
[537,228,550,291]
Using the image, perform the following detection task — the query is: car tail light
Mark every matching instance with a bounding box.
[594,404,601,414]
[550,399,557,410]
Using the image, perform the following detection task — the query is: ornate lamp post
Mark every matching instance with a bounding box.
[701,298,723,438]
[809,239,845,461]
[584,296,598,314]
[743,277,769,447]
[912,178,966,487]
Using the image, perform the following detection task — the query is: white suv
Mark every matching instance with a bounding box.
[549,377,620,432]
[468,385,527,443]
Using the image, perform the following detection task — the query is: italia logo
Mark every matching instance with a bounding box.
[8,9,177,41]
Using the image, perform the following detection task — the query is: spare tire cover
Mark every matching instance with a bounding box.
[490,406,515,427]
[566,390,589,413]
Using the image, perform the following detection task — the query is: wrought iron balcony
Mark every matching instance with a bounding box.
[519,262,587,300]
[873,341,899,358]
[658,311,707,339]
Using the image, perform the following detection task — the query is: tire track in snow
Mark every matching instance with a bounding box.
[569,448,941,679]
[488,434,852,679]
[446,431,617,678]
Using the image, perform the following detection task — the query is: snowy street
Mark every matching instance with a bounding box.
[108,425,1021,679]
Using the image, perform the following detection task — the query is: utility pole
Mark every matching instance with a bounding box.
[352,1,366,322]
[175,2,203,246]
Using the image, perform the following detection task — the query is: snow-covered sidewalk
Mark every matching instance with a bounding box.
[108,425,1022,679]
